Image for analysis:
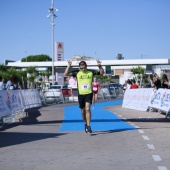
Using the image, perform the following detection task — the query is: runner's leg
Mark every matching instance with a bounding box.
[85,102,91,126]
[81,107,87,124]
[85,102,92,133]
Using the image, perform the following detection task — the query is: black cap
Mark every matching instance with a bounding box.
[79,61,87,66]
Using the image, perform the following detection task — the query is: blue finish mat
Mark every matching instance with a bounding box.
[59,100,136,132]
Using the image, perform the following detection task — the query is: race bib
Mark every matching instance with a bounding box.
[93,87,97,91]
[81,83,90,90]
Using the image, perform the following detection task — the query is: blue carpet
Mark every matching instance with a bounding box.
[59,100,136,132]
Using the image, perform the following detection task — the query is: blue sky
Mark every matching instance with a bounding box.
[0,0,170,64]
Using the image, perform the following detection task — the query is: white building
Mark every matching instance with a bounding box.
[6,58,170,84]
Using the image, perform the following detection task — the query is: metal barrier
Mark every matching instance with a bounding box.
[39,90,46,105]
[68,88,78,102]
[61,88,73,102]
[42,86,123,105]
[98,90,105,100]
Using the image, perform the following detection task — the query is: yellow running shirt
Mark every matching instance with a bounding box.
[76,70,93,95]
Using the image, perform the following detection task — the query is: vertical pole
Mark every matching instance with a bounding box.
[52,0,55,85]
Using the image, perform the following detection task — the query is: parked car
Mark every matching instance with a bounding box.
[44,85,67,104]
[49,85,67,90]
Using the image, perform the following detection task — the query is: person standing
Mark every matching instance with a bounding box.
[161,74,169,89]
[6,75,18,90]
[130,80,138,89]
[64,59,104,133]
[92,77,100,109]
[126,79,132,89]
[150,73,161,90]
[0,76,4,90]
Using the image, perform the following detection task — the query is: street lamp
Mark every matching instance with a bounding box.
[47,0,58,85]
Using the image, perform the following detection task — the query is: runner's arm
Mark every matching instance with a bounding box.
[64,60,73,76]
[96,59,104,75]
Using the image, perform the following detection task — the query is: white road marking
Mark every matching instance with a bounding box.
[158,166,168,170]
[134,126,140,128]
[152,155,162,161]
[138,130,144,133]
[142,135,150,140]
[118,115,122,117]
[122,118,127,120]
[147,144,155,150]
[130,123,135,126]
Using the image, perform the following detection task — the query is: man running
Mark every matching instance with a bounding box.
[64,59,104,133]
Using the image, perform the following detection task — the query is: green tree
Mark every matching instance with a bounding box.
[16,69,27,88]
[21,54,52,62]
[131,65,145,87]
[26,66,37,89]
[0,64,8,72]
[38,71,46,88]
[95,75,111,84]
[27,72,37,89]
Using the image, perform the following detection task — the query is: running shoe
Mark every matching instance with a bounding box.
[85,124,88,133]
[86,125,92,133]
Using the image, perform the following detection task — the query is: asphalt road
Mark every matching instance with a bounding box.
[0,101,170,170]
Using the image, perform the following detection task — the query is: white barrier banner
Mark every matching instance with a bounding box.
[19,90,42,109]
[0,91,10,117]
[148,88,170,113]
[0,90,23,118]
[122,88,154,111]
[0,90,42,119]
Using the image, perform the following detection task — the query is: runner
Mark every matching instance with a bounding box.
[92,77,100,109]
[64,59,104,133]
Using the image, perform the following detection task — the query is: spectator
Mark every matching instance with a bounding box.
[123,80,127,94]
[150,73,161,90]
[126,79,132,89]
[0,76,4,90]
[130,80,138,89]
[6,75,18,90]
[18,82,23,90]
[162,74,170,89]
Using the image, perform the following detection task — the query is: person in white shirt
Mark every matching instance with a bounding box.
[0,76,4,90]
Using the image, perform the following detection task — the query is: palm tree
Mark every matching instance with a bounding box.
[26,66,37,89]
[0,64,8,72]
[39,71,46,89]
[16,69,27,89]
[131,65,145,87]
[45,70,51,83]
[27,72,37,89]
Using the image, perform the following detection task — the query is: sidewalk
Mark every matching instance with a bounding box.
[0,100,170,170]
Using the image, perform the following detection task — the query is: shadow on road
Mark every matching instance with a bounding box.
[0,132,67,148]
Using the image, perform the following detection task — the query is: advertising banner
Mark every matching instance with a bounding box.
[122,88,154,111]
[0,90,23,118]
[0,90,42,119]
[148,88,170,113]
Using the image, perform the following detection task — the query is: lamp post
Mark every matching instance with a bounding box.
[47,0,58,85]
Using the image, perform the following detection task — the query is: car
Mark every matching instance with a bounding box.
[49,85,67,90]
[44,85,67,104]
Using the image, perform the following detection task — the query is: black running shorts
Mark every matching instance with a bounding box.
[78,93,93,109]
